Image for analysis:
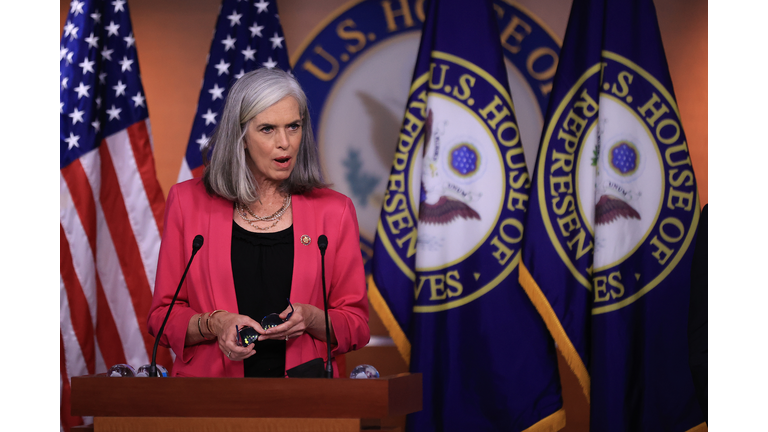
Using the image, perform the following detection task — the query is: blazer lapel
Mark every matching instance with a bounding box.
[291,193,318,306]
[207,196,239,314]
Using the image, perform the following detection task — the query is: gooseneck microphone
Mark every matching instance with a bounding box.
[149,235,204,377]
[317,234,333,378]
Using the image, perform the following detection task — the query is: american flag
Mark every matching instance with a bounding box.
[60,0,172,430]
[177,0,292,181]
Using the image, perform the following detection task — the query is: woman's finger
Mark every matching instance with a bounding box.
[226,343,255,360]
[278,304,294,320]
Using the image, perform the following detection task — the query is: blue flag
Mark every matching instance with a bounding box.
[178,0,291,181]
[518,0,706,430]
[370,0,564,430]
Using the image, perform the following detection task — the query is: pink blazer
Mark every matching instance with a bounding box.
[147,179,370,377]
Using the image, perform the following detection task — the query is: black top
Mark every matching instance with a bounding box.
[231,221,294,378]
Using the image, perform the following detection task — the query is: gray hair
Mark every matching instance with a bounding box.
[202,68,326,203]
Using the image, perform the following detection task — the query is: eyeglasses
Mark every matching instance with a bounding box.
[236,300,294,347]
[236,325,259,347]
[261,299,293,329]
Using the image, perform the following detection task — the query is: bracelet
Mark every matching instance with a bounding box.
[197,314,213,340]
[206,309,226,337]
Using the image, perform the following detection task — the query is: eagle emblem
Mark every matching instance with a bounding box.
[418,109,481,225]
[594,195,641,225]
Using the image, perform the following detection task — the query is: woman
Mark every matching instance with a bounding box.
[147,68,370,378]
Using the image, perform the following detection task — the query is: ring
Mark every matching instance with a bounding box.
[227,350,231,358]
[285,336,288,341]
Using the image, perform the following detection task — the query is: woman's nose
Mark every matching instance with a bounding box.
[276,130,290,148]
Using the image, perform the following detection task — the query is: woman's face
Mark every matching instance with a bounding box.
[244,96,302,187]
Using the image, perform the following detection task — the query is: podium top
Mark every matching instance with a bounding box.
[71,373,421,419]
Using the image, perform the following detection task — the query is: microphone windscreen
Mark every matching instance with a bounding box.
[193,235,204,250]
[318,234,328,251]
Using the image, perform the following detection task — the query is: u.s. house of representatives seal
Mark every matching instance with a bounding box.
[292,0,561,274]
[538,51,699,314]
[376,52,530,311]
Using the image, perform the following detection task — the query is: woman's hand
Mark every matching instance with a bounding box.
[261,303,337,345]
[209,311,263,361]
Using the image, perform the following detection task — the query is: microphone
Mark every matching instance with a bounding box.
[149,235,204,377]
[317,235,333,378]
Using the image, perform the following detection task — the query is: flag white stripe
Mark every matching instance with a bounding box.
[105,127,161,291]
[93,340,106,374]
[78,151,150,368]
[146,118,155,151]
[60,275,88,380]
[177,158,193,184]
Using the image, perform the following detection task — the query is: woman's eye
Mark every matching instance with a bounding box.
[261,126,273,133]
[289,123,300,131]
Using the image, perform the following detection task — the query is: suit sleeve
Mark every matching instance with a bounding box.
[326,196,371,354]
[147,185,200,363]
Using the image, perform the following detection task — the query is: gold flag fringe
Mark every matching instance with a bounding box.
[519,262,591,403]
[367,274,411,366]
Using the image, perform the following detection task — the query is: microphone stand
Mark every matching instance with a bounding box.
[149,235,204,377]
[318,235,333,378]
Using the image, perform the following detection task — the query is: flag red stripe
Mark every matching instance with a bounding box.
[60,332,84,432]
[93,269,128,368]
[191,164,205,178]
[61,160,129,370]
[97,144,173,367]
[127,121,165,235]
[60,224,96,374]
[61,160,98,258]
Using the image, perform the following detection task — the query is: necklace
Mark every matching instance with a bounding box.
[243,194,291,221]
[236,195,291,231]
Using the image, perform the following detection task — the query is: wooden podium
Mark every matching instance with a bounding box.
[71,373,421,432]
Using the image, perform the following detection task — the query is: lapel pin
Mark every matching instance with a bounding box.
[300,235,311,246]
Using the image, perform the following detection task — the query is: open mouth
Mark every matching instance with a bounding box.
[275,156,291,164]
